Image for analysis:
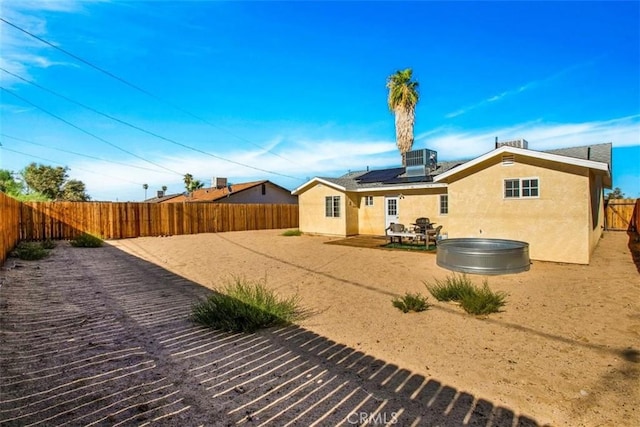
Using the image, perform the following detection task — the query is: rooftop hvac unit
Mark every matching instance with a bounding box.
[405,148,437,177]
[212,177,228,189]
[495,138,528,149]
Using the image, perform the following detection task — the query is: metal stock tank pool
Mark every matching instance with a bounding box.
[436,238,530,275]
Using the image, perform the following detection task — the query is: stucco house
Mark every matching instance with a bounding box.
[162,179,298,205]
[292,140,612,264]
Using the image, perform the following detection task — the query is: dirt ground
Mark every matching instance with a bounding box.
[1,230,638,426]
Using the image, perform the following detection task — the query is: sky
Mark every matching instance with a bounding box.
[1,0,639,202]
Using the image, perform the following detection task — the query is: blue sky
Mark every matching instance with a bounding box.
[1,0,638,201]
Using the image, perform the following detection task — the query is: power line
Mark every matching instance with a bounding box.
[0,145,144,186]
[0,133,173,175]
[1,86,184,176]
[0,68,303,181]
[0,16,297,165]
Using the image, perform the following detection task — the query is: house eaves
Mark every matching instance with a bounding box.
[291,176,447,195]
[434,145,611,183]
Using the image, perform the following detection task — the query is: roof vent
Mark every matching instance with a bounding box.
[495,138,528,149]
[405,149,437,177]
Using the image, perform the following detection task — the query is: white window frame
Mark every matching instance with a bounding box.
[439,194,448,215]
[504,177,539,199]
[325,196,341,217]
[364,196,374,207]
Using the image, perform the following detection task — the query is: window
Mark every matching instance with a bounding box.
[364,196,374,206]
[325,196,340,217]
[521,178,539,197]
[504,178,539,199]
[439,194,448,215]
[261,183,266,195]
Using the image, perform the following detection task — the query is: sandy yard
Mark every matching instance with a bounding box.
[1,229,638,426]
[108,229,640,427]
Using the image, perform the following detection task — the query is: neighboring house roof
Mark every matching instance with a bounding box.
[434,144,612,185]
[543,142,611,165]
[163,180,295,203]
[144,193,181,203]
[292,142,613,195]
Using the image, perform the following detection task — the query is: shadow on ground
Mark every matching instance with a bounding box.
[0,242,539,426]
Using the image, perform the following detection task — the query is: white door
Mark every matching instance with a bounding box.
[385,197,400,228]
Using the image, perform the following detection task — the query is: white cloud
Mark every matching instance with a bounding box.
[417,115,640,160]
[72,114,640,201]
[445,61,594,118]
[0,1,88,85]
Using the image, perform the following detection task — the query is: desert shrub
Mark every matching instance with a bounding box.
[459,283,507,315]
[191,277,305,332]
[425,274,507,315]
[41,239,57,249]
[70,233,103,247]
[392,292,430,313]
[12,242,49,260]
[425,273,476,301]
[282,229,302,236]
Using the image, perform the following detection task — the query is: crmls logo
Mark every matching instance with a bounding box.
[347,412,399,425]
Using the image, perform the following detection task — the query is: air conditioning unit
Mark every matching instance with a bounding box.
[496,138,528,149]
[212,177,228,189]
[405,149,437,177]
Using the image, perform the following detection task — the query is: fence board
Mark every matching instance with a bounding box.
[0,193,21,265]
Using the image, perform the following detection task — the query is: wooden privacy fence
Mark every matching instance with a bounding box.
[1,193,21,266]
[0,194,298,264]
[605,198,639,231]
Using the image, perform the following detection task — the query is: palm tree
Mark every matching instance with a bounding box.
[386,68,419,166]
[183,174,193,193]
[162,185,167,192]
[143,183,148,200]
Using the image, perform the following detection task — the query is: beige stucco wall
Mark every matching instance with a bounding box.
[356,189,448,236]
[588,172,606,257]
[297,183,348,236]
[444,156,593,264]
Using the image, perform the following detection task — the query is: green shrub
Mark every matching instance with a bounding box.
[191,277,305,332]
[392,292,430,313]
[41,239,57,249]
[425,274,507,315]
[12,242,49,260]
[282,229,302,236]
[459,283,507,315]
[425,273,476,301]
[70,233,103,247]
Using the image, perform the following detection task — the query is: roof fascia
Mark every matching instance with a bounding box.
[434,146,610,182]
[291,178,347,195]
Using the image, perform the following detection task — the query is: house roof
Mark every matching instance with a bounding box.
[165,180,269,203]
[434,143,612,184]
[292,142,613,195]
[144,193,181,203]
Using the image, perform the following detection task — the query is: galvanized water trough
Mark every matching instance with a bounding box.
[436,238,530,275]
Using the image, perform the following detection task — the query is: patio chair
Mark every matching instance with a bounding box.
[426,225,443,246]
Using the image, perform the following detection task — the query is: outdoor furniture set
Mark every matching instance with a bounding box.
[385,217,443,247]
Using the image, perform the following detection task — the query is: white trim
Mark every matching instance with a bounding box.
[434,145,610,182]
[291,177,448,195]
[504,177,540,199]
[291,177,347,195]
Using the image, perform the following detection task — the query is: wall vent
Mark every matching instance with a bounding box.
[502,154,515,165]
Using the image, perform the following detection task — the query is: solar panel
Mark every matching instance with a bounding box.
[383,175,434,184]
[356,167,404,183]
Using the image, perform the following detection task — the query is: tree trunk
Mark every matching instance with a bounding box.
[394,106,415,166]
